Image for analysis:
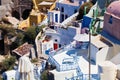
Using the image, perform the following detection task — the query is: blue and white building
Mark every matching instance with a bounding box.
[48,0,88,24]
[56,0,88,22]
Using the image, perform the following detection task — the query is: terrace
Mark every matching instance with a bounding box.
[48,41,89,71]
[48,41,101,80]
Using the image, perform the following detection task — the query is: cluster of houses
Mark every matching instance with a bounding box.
[1,0,120,80]
[37,0,120,80]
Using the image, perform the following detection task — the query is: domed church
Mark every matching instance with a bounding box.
[103,0,120,41]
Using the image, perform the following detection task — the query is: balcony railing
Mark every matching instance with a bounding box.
[48,55,78,71]
[65,74,100,80]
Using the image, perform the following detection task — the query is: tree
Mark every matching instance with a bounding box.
[41,70,48,80]
[0,24,16,55]
[76,1,94,20]
[10,32,25,50]
[24,26,38,44]
[24,25,45,44]
[1,56,16,71]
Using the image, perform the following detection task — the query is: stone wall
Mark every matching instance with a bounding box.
[0,0,14,20]
[1,0,12,5]
[0,4,13,20]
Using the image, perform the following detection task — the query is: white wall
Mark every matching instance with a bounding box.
[110,53,120,65]
[90,44,99,63]
[42,40,54,54]
[45,33,60,43]
[42,32,60,54]
[96,47,109,64]
[48,11,60,24]
[57,27,77,45]
[96,47,114,64]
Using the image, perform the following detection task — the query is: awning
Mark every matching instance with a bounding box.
[38,1,53,5]
[74,33,89,42]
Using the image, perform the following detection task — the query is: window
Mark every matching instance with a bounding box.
[109,16,113,24]
[65,14,68,19]
[55,14,58,22]
[0,0,1,5]
[61,7,64,12]
[74,9,77,13]
[61,14,64,22]
[55,39,58,42]
[55,7,59,11]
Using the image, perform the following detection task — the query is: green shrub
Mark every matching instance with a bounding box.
[31,58,38,63]
[37,25,45,32]
[24,26,37,44]
[76,1,93,20]
[1,56,16,71]
[41,70,48,80]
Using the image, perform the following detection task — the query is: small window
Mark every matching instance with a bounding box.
[109,16,113,24]
[74,9,77,13]
[61,7,64,12]
[55,14,58,22]
[55,7,59,11]
[59,44,61,48]
[55,39,58,42]
[0,0,1,5]
[65,14,68,19]
[61,14,64,22]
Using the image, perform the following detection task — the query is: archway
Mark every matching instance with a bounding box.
[22,9,31,20]
[0,39,4,55]
[0,0,1,5]
[12,10,20,20]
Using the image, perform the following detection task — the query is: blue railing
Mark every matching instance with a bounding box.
[65,74,100,80]
[65,75,83,80]
[59,63,78,71]
[65,66,100,80]
[48,55,79,71]
[48,43,88,72]
[48,55,60,71]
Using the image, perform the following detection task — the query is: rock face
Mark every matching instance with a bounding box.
[0,0,13,20]
[1,0,12,5]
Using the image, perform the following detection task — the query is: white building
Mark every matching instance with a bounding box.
[41,26,80,55]
[48,0,88,24]
[48,10,61,25]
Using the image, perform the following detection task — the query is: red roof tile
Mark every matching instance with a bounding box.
[12,42,33,56]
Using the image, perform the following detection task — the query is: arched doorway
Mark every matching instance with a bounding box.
[0,0,1,5]
[12,11,20,20]
[0,39,4,55]
[22,9,31,20]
